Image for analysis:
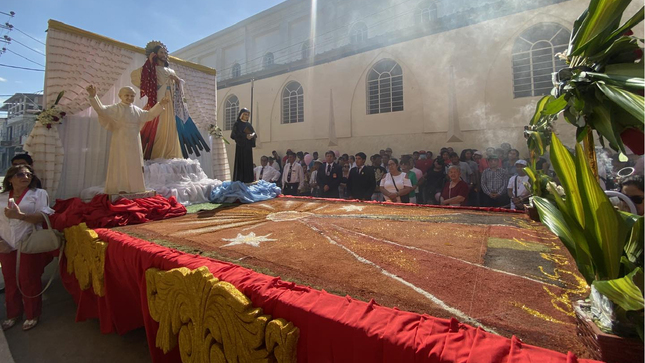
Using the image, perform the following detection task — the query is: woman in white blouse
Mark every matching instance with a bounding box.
[0,165,55,331]
[380,158,413,202]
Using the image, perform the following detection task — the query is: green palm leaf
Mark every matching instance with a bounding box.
[584,72,645,90]
[550,134,585,227]
[605,63,644,78]
[593,268,644,311]
[589,104,626,153]
[531,96,552,126]
[597,82,645,123]
[575,143,626,279]
[570,0,632,58]
[601,6,645,50]
[533,196,595,283]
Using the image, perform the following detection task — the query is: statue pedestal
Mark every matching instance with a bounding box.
[144,158,222,205]
[109,190,157,203]
[80,159,222,206]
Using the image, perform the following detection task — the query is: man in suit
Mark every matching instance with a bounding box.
[347,152,375,200]
[317,150,342,198]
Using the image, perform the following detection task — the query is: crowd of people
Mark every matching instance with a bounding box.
[254,144,645,214]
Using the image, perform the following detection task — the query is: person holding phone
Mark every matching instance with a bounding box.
[0,165,55,331]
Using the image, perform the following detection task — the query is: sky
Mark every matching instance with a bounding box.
[0,0,285,110]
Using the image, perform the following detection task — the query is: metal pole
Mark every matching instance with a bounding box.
[250,78,255,125]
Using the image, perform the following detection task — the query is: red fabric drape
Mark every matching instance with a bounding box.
[621,128,644,156]
[50,195,186,231]
[61,229,600,363]
[139,58,160,159]
[277,194,526,214]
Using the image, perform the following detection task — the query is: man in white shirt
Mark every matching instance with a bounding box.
[254,156,281,183]
[282,151,305,196]
[507,159,531,210]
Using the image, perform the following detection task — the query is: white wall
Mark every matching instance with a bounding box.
[174,0,644,169]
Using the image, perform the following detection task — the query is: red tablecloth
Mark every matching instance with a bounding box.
[61,228,600,363]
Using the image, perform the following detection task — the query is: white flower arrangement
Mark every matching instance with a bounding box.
[208,124,230,144]
[546,181,566,198]
[36,91,66,129]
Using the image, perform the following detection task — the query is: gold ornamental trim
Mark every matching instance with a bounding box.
[146,266,299,363]
[47,20,217,76]
[63,223,108,296]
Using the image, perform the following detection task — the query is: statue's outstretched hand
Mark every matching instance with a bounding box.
[86,85,97,97]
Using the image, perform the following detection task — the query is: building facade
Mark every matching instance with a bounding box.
[173,0,641,168]
[0,93,42,171]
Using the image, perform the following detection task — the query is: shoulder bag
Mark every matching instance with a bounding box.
[16,212,65,298]
[390,174,410,203]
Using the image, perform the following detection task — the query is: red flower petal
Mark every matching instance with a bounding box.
[621,128,644,155]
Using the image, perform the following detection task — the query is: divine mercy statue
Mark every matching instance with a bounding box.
[86,85,168,194]
[130,40,209,160]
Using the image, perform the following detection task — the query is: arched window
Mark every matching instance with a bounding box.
[302,41,312,59]
[224,95,239,131]
[350,22,368,45]
[367,59,404,114]
[512,23,570,98]
[263,52,274,69]
[416,1,438,26]
[282,81,304,124]
[232,63,241,78]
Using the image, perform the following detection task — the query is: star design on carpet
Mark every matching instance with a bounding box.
[339,205,365,212]
[221,232,277,248]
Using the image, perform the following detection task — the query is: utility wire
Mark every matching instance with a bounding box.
[0,63,44,71]
[4,36,44,56]
[11,26,45,46]
[3,47,44,67]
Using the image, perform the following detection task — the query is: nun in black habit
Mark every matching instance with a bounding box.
[230,108,257,183]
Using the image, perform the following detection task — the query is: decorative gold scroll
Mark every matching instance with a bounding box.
[145,266,299,363]
[64,223,108,296]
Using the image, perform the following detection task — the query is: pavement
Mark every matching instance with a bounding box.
[0,260,151,363]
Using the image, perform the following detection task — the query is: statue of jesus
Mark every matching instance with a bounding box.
[130,41,210,160]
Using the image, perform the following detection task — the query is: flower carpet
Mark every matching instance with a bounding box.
[115,197,591,358]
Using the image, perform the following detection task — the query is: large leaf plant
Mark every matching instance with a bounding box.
[534,133,644,338]
[525,0,645,339]
[526,0,644,163]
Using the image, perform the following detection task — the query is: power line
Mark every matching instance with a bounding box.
[3,35,44,56]
[3,47,44,67]
[0,63,44,71]
[10,25,45,46]
[0,11,15,17]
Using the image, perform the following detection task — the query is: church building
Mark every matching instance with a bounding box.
[173,0,638,166]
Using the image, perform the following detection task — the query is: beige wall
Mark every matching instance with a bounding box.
[194,0,644,171]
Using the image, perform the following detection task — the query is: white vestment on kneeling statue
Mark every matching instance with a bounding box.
[88,95,164,194]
